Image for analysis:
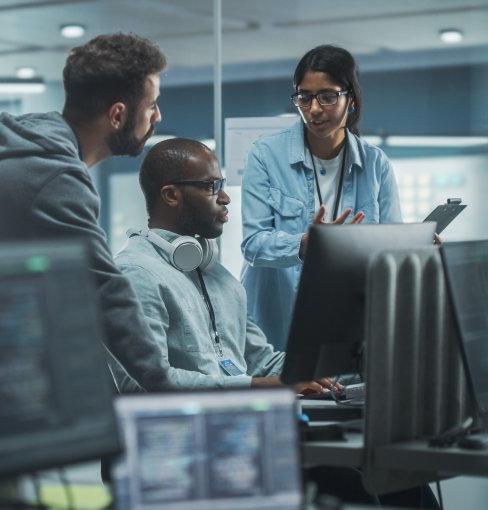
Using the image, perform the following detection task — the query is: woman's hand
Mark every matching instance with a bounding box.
[299,205,365,258]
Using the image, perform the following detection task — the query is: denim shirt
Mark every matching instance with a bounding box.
[111,229,284,392]
[240,121,402,350]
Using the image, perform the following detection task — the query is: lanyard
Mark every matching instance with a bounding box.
[196,268,223,357]
[307,137,348,221]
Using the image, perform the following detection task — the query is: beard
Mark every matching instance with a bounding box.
[180,200,223,240]
[107,112,154,157]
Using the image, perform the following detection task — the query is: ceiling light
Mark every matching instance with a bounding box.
[362,135,383,146]
[0,78,46,94]
[439,29,463,44]
[60,24,85,39]
[15,67,36,79]
[386,136,488,147]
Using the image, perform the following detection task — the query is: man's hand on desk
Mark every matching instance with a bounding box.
[296,377,344,396]
[250,376,343,396]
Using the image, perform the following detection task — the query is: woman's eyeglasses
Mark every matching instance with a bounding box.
[291,90,349,108]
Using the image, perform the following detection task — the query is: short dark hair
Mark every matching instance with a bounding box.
[293,45,362,135]
[63,33,166,121]
[140,138,212,216]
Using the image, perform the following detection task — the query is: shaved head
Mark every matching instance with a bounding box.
[139,138,213,216]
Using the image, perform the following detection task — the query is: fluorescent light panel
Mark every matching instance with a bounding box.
[0,80,45,94]
[386,136,488,147]
[362,135,383,146]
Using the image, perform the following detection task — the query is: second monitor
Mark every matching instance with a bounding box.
[282,222,436,384]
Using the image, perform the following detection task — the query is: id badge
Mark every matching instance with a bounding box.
[219,358,244,376]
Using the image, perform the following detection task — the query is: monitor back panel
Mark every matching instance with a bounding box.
[112,388,301,510]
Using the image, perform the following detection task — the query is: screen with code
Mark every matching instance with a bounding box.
[112,389,301,510]
[0,242,120,478]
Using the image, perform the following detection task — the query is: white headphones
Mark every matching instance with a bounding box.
[127,229,218,272]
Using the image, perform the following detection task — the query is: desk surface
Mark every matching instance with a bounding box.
[299,399,362,422]
[375,438,488,476]
[302,431,364,468]
[303,431,488,478]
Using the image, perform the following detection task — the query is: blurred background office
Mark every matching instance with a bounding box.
[1,1,487,508]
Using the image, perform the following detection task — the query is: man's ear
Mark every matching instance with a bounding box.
[107,102,128,130]
[160,185,181,207]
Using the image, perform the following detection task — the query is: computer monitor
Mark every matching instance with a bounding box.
[282,222,436,384]
[111,388,301,510]
[441,240,488,429]
[0,241,121,478]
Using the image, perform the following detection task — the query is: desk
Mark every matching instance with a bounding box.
[375,439,488,475]
[301,427,488,497]
[299,399,362,422]
[299,399,364,468]
[303,432,364,468]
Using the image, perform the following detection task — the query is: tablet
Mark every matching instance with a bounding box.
[423,201,467,234]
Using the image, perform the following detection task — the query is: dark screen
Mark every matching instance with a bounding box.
[282,222,436,383]
[442,241,488,427]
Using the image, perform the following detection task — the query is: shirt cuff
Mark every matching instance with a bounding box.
[222,374,252,388]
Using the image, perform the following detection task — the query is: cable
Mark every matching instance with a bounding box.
[58,469,75,510]
[436,480,444,510]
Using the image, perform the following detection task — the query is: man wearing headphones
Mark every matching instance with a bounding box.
[112,138,336,393]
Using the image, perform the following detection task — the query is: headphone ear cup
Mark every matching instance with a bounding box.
[171,237,204,272]
[199,238,218,270]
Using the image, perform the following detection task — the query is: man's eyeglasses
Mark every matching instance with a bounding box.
[291,90,349,108]
[165,177,226,195]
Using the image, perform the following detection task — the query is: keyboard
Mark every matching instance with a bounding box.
[298,383,365,401]
[344,383,365,400]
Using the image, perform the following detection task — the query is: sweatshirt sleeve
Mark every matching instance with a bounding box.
[241,143,304,268]
[31,166,173,391]
[117,263,252,390]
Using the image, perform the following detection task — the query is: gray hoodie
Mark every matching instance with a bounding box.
[0,111,171,391]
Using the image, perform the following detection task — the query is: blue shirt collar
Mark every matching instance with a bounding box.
[288,120,364,174]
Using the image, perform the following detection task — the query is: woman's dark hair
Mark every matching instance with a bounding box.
[63,32,166,122]
[293,45,362,135]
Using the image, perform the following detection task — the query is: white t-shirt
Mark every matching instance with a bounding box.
[313,146,345,219]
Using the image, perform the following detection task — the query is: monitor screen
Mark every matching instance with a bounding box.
[441,240,488,428]
[112,388,301,510]
[282,222,436,383]
[0,241,121,478]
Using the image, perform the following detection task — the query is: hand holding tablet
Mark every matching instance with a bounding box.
[423,198,467,234]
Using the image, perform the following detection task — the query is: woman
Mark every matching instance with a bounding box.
[241,45,402,350]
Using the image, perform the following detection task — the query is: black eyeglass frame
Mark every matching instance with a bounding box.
[164,177,226,195]
[291,89,349,108]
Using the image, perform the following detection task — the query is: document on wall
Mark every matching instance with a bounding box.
[224,116,298,186]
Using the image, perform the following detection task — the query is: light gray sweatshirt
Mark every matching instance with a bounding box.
[113,229,285,391]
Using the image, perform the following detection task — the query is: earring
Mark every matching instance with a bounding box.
[348,104,356,114]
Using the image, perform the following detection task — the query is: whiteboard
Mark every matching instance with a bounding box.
[224,115,298,185]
